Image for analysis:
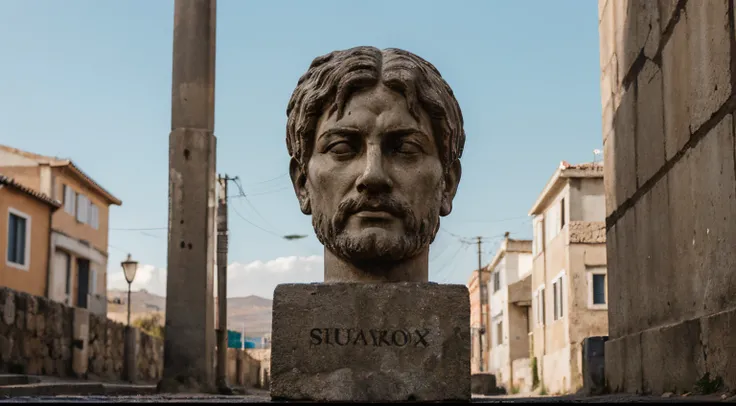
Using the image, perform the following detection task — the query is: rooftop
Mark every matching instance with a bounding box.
[0,145,122,206]
[528,160,603,216]
[0,174,61,209]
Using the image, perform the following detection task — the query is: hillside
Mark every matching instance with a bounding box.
[106,290,273,337]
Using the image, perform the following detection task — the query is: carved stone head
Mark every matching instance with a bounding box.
[286,46,465,282]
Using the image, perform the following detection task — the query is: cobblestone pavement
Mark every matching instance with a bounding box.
[1,392,733,403]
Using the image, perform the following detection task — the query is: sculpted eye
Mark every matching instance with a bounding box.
[395,141,422,155]
[327,142,355,156]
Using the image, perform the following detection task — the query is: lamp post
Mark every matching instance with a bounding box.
[121,254,138,326]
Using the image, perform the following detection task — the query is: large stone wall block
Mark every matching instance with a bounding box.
[635,60,666,185]
[668,115,736,320]
[686,0,731,132]
[610,85,637,213]
[270,283,471,402]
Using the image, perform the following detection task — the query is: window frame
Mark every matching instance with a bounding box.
[63,184,76,215]
[6,207,31,271]
[552,270,565,321]
[88,202,99,230]
[533,285,546,326]
[533,217,545,256]
[587,267,608,310]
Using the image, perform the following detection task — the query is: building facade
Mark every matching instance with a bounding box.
[486,236,533,392]
[0,175,60,297]
[0,145,122,316]
[528,161,608,394]
[468,268,490,374]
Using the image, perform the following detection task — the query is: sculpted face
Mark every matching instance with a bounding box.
[286,46,464,273]
[292,84,458,264]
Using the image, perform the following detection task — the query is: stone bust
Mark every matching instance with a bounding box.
[286,46,465,283]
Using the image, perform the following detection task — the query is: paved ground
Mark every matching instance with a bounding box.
[1,392,733,403]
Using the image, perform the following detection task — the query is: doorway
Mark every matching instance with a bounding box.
[77,258,90,309]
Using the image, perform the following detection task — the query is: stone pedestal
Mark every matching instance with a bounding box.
[270,282,471,402]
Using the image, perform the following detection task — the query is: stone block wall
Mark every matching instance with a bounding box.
[0,286,164,383]
[599,0,736,395]
[0,287,74,377]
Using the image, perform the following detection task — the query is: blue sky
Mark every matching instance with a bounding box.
[0,0,602,298]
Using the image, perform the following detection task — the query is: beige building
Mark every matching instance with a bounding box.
[0,175,61,298]
[598,0,736,394]
[486,236,533,392]
[468,268,490,374]
[528,161,608,394]
[0,145,122,316]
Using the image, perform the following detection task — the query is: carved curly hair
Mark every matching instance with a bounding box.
[286,46,465,171]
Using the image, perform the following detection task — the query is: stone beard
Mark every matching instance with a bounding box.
[286,46,465,281]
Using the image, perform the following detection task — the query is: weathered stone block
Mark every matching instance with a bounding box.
[662,9,692,160]
[613,0,636,83]
[614,0,660,83]
[658,0,679,33]
[599,0,616,73]
[604,337,623,393]
[633,176,672,333]
[636,60,666,185]
[609,208,637,338]
[686,0,731,132]
[700,308,736,391]
[1,290,15,327]
[605,224,620,338]
[622,333,643,394]
[270,283,470,402]
[608,85,637,215]
[668,115,736,320]
[641,319,705,395]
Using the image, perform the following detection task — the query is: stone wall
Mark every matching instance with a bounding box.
[599,0,736,395]
[0,287,73,377]
[0,286,163,383]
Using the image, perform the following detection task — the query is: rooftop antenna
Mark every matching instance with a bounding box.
[593,148,603,163]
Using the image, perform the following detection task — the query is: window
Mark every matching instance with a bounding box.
[88,203,99,230]
[7,209,30,270]
[545,200,563,244]
[534,287,545,326]
[587,268,608,309]
[496,321,503,345]
[593,274,606,305]
[63,185,76,215]
[493,271,501,292]
[76,194,89,224]
[560,198,566,228]
[552,272,565,320]
[533,219,544,256]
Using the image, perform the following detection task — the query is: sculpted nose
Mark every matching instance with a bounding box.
[356,146,392,194]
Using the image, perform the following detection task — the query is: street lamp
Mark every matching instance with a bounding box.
[121,253,138,326]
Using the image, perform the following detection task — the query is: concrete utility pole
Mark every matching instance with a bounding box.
[161,0,218,394]
[216,174,235,393]
[476,236,484,373]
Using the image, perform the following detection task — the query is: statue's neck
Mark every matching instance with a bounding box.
[323,247,429,283]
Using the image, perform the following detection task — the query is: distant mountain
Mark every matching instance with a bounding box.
[106,290,273,337]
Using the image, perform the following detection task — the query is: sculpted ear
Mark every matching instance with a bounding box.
[440,160,462,217]
[290,158,311,215]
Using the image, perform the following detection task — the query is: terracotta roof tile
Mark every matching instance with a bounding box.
[0,175,61,208]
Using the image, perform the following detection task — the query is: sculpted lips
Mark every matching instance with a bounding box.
[353,208,396,220]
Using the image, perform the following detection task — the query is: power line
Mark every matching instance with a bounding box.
[230,205,283,238]
[246,173,288,185]
[232,178,276,230]
[450,215,531,224]
[111,227,167,231]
